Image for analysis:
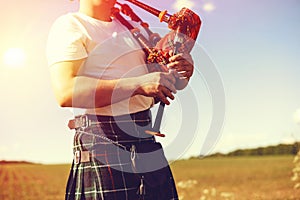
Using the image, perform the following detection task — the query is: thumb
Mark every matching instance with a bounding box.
[168,49,174,57]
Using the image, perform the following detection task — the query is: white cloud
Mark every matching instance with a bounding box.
[172,0,216,13]
[294,109,300,124]
[173,0,195,10]
[212,131,281,154]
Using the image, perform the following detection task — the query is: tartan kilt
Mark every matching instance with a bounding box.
[65,110,178,200]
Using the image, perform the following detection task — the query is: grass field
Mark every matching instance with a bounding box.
[0,155,299,200]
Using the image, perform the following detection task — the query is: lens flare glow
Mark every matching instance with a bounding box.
[3,48,26,68]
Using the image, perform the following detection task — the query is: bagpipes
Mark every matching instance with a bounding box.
[113,0,202,137]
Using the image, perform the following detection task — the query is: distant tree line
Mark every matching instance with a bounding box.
[207,142,299,157]
[0,160,35,165]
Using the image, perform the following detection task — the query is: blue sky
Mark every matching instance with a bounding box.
[0,0,299,163]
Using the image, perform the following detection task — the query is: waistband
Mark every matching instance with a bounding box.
[68,109,151,130]
[69,109,155,142]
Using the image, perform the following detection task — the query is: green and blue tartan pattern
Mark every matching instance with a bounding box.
[65,110,179,200]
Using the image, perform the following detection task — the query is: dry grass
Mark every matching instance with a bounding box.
[0,164,69,200]
[0,155,299,199]
[170,155,300,200]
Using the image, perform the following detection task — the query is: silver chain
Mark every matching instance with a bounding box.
[76,130,128,151]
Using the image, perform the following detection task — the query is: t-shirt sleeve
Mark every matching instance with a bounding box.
[46,15,88,67]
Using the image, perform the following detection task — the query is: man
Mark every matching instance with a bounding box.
[47,0,194,199]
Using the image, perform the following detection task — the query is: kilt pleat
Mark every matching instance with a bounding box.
[65,110,178,200]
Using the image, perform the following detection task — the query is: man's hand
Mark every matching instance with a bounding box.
[167,52,194,79]
[136,72,177,105]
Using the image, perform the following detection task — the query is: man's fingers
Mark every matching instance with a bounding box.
[167,61,193,72]
[177,71,192,79]
[156,85,175,105]
[161,87,175,100]
[157,90,170,105]
[169,53,193,65]
[168,53,183,62]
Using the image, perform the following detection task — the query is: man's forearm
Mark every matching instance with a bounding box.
[62,76,140,108]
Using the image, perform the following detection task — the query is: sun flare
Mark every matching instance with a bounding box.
[3,48,26,68]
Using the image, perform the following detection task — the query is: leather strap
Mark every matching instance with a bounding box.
[74,150,92,164]
[68,115,90,130]
[68,119,76,129]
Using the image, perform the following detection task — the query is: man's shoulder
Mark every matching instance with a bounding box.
[53,12,79,25]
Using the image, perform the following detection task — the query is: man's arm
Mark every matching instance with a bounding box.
[50,58,177,108]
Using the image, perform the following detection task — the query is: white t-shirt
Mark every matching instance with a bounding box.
[46,12,153,116]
